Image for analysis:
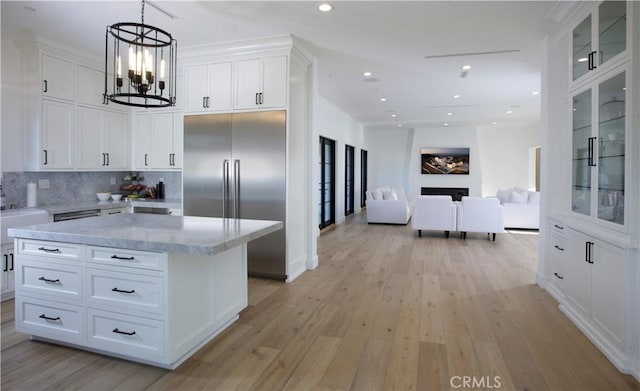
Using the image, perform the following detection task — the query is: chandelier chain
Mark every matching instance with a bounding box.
[141,0,145,25]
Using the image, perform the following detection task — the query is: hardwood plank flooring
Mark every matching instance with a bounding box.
[2,214,639,390]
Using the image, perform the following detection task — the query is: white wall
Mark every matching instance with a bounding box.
[1,39,24,172]
[477,121,541,196]
[312,94,365,226]
[366,127,413,193]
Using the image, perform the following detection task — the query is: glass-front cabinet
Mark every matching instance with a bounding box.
[572,1,627,84]
[571,64,627,228]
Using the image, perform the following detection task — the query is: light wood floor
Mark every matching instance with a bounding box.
[2,214,639,390]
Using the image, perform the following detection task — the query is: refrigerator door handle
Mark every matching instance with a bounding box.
[234,159,240,218]
[223,160,230,218]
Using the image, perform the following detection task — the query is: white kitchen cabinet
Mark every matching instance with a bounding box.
[546,218,568,301]
[77,107,128,170]
[134,111,182,170]
[571,1,629,85]
[1,245,15,301]
[234,56,287,110]
[77,65,105,106]
[42,99,74,170]
[184,62,232,113]
[42,54,75,101]
[565,228,626,351]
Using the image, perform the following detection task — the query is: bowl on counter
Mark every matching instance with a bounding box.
[111,194,123,201]
[96,192,111,201]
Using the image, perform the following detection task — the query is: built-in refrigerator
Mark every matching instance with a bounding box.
[183,111,287,280]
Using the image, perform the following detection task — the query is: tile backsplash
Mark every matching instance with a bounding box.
[1,171,181,209]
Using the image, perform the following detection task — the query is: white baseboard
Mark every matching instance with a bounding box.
[286,254,307,283]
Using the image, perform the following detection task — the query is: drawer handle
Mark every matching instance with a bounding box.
[112,328,136,336]
[112,287,136,294]
[111,255,135,261]
[39,314,61,322]
[553,245,564,251]
[38,276,61,284]
[553,224,564,230]
[553,272,564,280]
[38,247,61,253]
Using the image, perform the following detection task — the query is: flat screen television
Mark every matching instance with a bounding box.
[421,147,469,175]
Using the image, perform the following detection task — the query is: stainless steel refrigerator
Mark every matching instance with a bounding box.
[183,111,287,280]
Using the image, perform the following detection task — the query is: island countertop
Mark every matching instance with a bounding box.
[8,213,283,256]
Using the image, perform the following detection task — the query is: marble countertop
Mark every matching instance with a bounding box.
[40,198,183,215]
[8,214,283,256]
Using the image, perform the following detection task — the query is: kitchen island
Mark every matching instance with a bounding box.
[8,214,282,369]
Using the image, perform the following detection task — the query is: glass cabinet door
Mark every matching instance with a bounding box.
[572,89,592,216]
[599,1,626,66]
[573,16,592,81]
[597,71,626,224]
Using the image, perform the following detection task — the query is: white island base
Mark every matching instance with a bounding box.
[10,214,282,369]
[16,243,247,369]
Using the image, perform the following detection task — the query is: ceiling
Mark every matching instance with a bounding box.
[1,1,564,130]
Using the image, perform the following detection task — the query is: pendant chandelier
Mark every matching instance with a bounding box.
[104,0,177,108]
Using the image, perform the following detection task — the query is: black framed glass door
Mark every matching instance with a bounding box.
[360,149,368,208]
[319,136,335,229]
[345,145,355,216]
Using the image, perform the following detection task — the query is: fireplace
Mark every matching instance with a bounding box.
[421,187,469,202]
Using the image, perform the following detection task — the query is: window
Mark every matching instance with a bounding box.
[319,136,335,229]
[361,149,368,208]
[345,145,355,216]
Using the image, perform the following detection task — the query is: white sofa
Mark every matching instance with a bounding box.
[456,196,505,241]
[366,187,411,224]
[495,188,540,229]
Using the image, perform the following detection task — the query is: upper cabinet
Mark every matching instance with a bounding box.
[42,54,75,101]
[133,111,182,170]
[571,63,628,230]
[234,56,288,110]
[184,62,232,113]
[571,1,628,85]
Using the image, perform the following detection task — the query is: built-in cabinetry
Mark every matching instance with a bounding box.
[233,56,288,110]
[542,0,639,380]
[14,238,247,368]
[133,111,183,170]
[183,62,232,113]
[21,43,129,171]
[1,245,15,301]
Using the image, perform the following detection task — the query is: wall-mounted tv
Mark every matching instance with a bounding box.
[421,147,470,175]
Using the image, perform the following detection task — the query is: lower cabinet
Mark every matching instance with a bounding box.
[1,245,15,301]
[565,228,626,353]
[14,239,247,368]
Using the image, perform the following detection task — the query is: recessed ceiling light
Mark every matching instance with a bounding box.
[447,112,453,116]
[461,65,472,71]
[380,98,387,102]
[363,71,372,77]
[531,91,540,95]
[491,121,497,125]
[506,110,513,114]
[397,124,403,127]
[318,3,333,12]
[577,57,589,62]
[391,114,397,118]
[444,123,449,126]
[623,87,627,91]
[452,94,460,99]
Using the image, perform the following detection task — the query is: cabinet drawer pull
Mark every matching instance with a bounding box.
[144,153,148,166]
[43,80,48,93]
[38,247,61,253]
[43,150,48,165]
[112,287,136,294]
[553,224,564,230]
[259,92,264,105]
[106,153,110,166]
[39,314,61,322]
[112,328,136,336]
[10,253,14,271]
[38,276,61,284]
[255,92,259,105]
[111,255,135,260]
[3,255,7,272]
[553,272,564,280]
[553,245,564,251]
[203,96,206,108]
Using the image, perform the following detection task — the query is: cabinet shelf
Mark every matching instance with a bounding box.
[573,124,593,132]
[598,115,625,126]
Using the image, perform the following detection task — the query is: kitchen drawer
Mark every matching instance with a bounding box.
[549,218,566,235]
[18,239,83,261]
[549,258,566,294]
[549,232,567,259]
[17,259,82,301]
[16,296,84,344]
[87,308,165,360]
[87,246,166,271]
[86,268,164,314]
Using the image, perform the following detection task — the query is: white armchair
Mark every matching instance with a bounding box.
[411,195,457,238]
[456,196,505,241]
